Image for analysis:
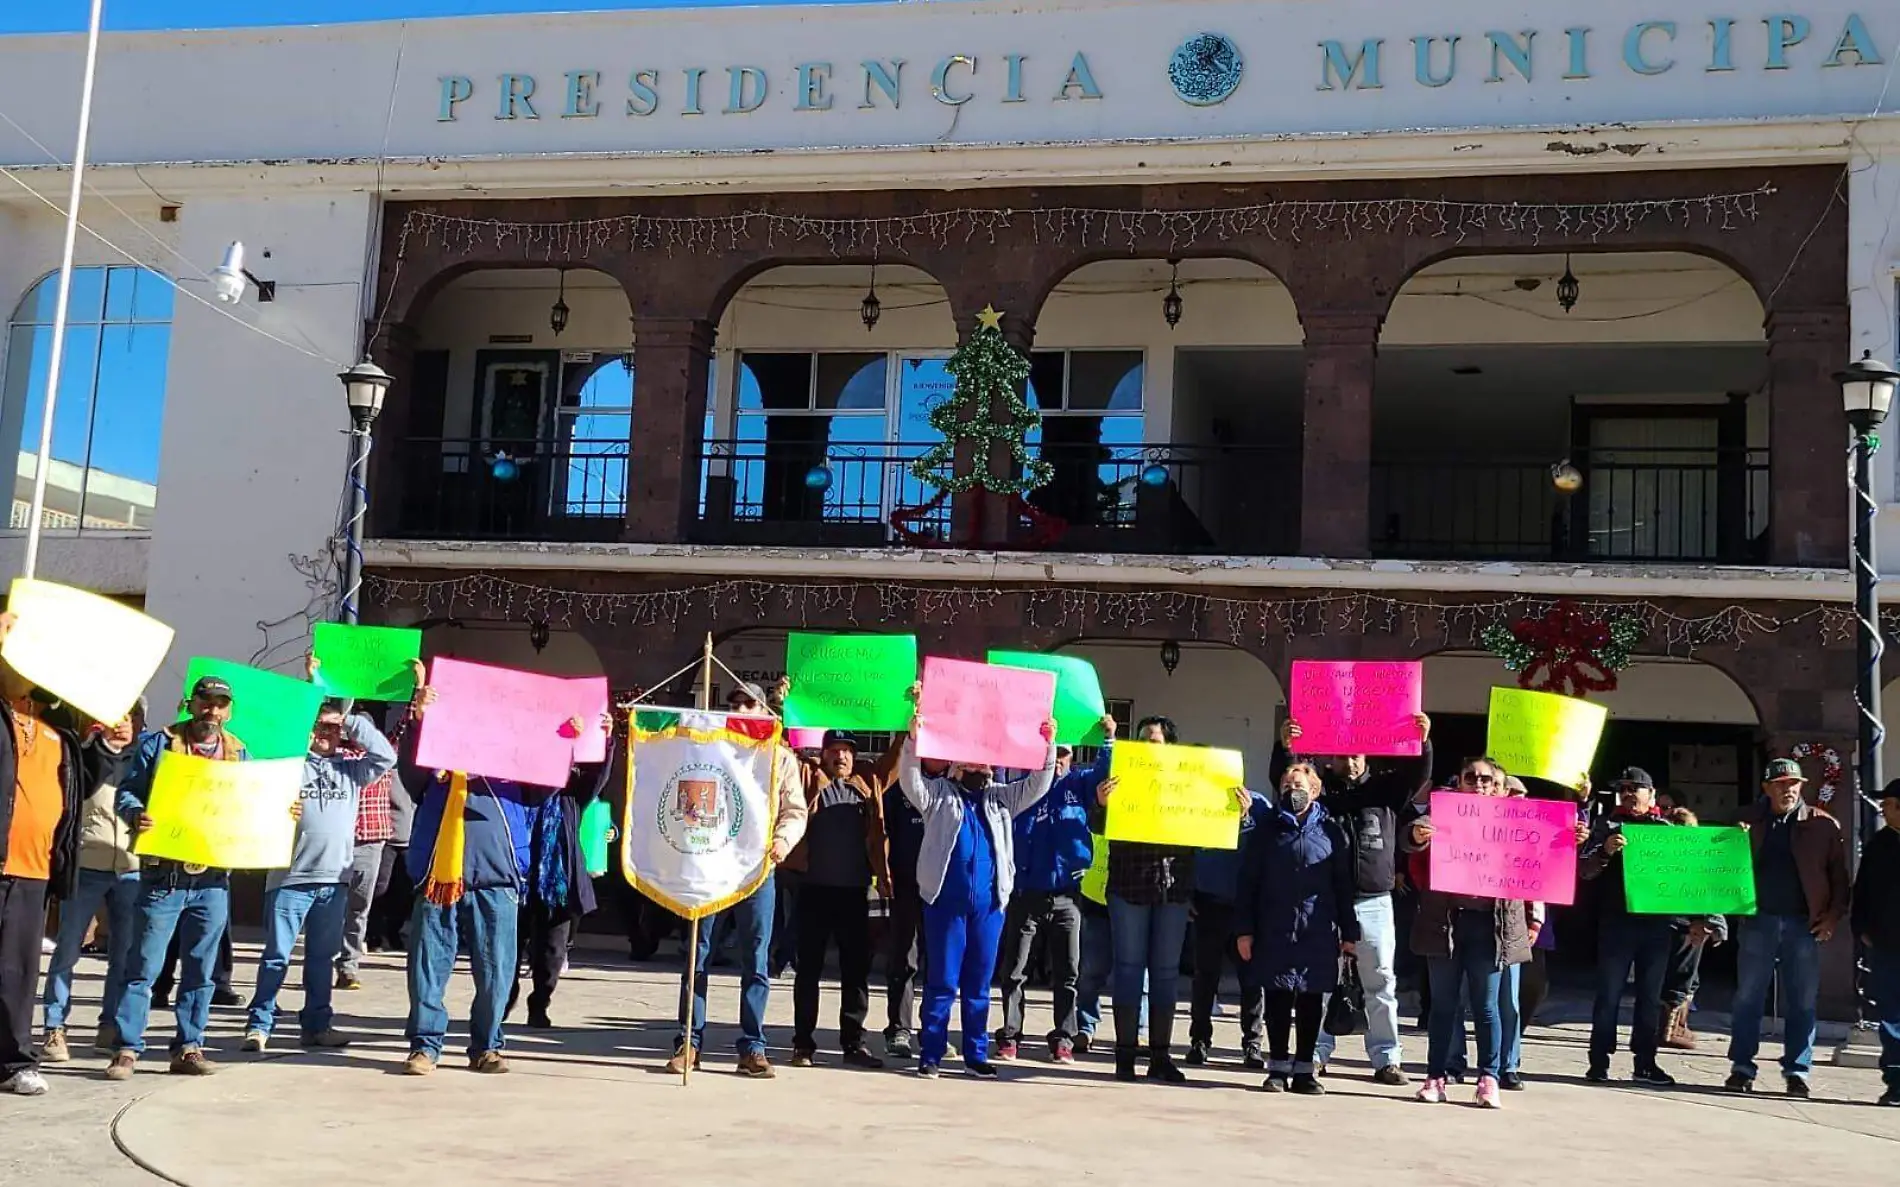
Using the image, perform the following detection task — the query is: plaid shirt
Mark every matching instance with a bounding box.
[350,713,411,845]
[1088,801,1196,905]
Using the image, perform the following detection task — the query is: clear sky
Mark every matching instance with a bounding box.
[3,1,892,37]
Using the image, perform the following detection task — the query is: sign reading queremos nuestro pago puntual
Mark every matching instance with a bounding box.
[3,2,1890,167]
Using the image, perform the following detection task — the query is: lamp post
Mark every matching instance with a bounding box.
[1840,351,1899,809]
[337,361,393,625]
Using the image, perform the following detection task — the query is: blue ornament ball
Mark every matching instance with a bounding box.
[490,455,520,483]
[1139,462,1170,488]
[804,464,833,492]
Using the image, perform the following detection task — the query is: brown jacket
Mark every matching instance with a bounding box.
[1746,797,1851,932]
[780,746,899,896]
[1403,810,1533,968]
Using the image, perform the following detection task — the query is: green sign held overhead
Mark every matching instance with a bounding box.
[312,622,422,702]
[176,657,328,761]
[783,632,918,732]
[1621,825,1758,917]
[987,650,1107,746]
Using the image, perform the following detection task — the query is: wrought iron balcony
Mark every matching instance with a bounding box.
[694,439,952,547]
[378,437,629,542]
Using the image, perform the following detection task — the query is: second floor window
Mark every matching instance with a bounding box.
[3,266,173,532]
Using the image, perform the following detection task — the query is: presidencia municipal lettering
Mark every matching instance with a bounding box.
[0,1,1891,166]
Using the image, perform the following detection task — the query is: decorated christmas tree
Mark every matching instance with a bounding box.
[909,306,1054,495]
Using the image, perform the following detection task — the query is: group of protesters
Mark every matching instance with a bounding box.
[1,641,1897,1111]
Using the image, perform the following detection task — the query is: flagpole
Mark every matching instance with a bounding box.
[677,632,715,1086]
[22,0,105,576]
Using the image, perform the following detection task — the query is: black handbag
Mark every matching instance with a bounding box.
[1325,957,1368,1037]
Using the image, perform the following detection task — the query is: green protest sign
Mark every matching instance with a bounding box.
[987,650,1107,745]
[312,622,421,701]
[176,657,328,761]
[1621,825,1758,916]
[783,632,917,731]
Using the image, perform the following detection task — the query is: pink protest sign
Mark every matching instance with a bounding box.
[415,658,584,788]
[567,676,611,763]
[785,727,827,750]
[916,656,1055,770]
[1428,791,1579,905]
[1290,661,1423,757]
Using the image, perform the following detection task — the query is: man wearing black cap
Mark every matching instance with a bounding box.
[105,676,254,1081]
[1578,767,1678,1086]
[782,729,897,1068]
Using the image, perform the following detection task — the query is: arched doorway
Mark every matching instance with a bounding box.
[1053,638,1284,782]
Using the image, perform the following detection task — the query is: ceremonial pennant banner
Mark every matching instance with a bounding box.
[1621,825,1759,916]
[177,658,327,761]
[311,622,422,701]
[133,752,303,869]
[635,707,777,741]
[2,578,174,725]
[1428,791,1580,906]
[620,717,781,920]
[1105,741,1246,850]
[1288,660,1423,757]
[916,656,1055,770]
[415,658,588,787]
[1485,687,1607,790]
[783,631,918,731]
[987,650,1107,746]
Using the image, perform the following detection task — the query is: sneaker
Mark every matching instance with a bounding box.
[211,988,242,1008]
[241,1031,268,1052]
[1260,1074,1288,1093]
[664,1045,702,1074]
[1291,1072,1326,1096]
[1784,1076,1811,1099]
[1145,1057,1187,1085]
[842,1045,885,1070]
[104,1051,137,1081]
[402,1051,436,1076]
[736,1051,775,1079]
[1724,1073,1754,1093]
[1051,1039,1076,1064]
[994,1039,1019,1062]
[1500,1071,1527,1091]
[885,1031,914,1060]
[1073,1031,1093,1056]
[40,936,55,956]
[1632,1066,1676,1088]
[301,1030,352,1050]
[1877,1086,1900,1107]
[1,1068,48,1096]
[470,1051,509,1074]
[168,1048,217,1077]
[93,1025,119,1053]
[789,1048,816,1069]
[1373,1065,1410,1087]
[916,1062,940,1079]
[1415,1077,1449,1103]
[1184,1039,1209,1066]
[39,1029,70,1064]
[966,1060,1000,1079]
[334,971,362,991]
[1242,1045,1267,1071]
[1475,1075,1502,1109]
[1584,1065,1610,1084]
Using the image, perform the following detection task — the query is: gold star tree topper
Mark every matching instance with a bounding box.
[975,304,1004,330]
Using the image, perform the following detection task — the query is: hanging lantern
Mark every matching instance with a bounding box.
[1162,259,1184,328]
[549,268,570,336]
[1159,639,1181,676]
[529,620,551,653]
[1550,459,1584,493]
[804,464,833,492]
[1556,255,1580,313]
[861,263,882,332]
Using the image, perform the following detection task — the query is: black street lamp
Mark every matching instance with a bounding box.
[337,360,394,625]
[1839,351,1900,809]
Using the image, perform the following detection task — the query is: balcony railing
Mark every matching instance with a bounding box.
[694,439,952,547]
[1371,448,1769,564]
[1027,443,1301,555]
[381,437,628,542]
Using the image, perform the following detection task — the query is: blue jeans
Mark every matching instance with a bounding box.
[112,876,230,1056]
[1499,963,1522,1075]
[1590,914,1673,1071]
[1871,947,1900,1090]
[1427,910,1502,1080]
[678,874,773,1056]
[1317,894,1404,1070]
[42,868,141,1032]
[1108,894,1190,1049]
[920,898,1005,1065]
[1727,913,1821,1082]
[247,883,347,1038]
[1077,906,1146,1036]
[405,886,518,1061]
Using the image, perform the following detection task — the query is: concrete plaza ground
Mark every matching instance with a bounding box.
[4,938,1896,1187]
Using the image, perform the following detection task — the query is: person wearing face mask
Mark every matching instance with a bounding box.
[1724,759,1850,1097]
[1235,762,1358,1095]
[895,716,1057,1079]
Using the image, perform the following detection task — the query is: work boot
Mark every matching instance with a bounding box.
[39,1029,69,1064]
[168,1047,217,1076]
[1145,1010,1187,1084]
[1660,1002,1697,1051]
[1112,1002,1142,1082]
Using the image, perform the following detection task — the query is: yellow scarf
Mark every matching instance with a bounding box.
[424,772,469,906]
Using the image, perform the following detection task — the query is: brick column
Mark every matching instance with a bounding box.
[1765,306,1851,568]
[625,317,716,543]
[1299,311,1382,558]
[363,320,416,536]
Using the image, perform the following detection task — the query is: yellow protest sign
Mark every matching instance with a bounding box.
[132,753,303,869]
[1105,741,1245,849]
[1485,687,1608,790]
[2,578,173,725]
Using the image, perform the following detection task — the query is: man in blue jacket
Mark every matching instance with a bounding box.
[995,717,1116,1063]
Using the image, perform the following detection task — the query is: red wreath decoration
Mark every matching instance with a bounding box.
[1480,599,1642,698]
[1785,741,1844,805]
